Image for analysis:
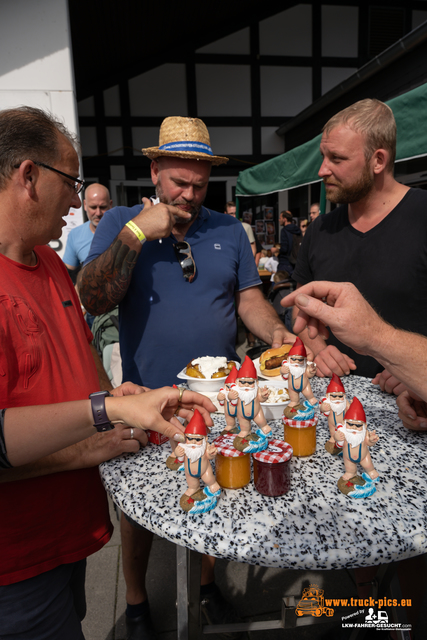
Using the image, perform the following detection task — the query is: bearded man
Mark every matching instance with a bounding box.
[292,98,427,391]
[335,397,379,496]
[280,337,317,411]
[320,373,350,455]
[78,117,294,636]
[174,410,220,513]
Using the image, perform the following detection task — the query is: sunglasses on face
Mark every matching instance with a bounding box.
[173,241,196,283]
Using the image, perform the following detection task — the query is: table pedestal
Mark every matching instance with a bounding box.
[175,546,412,640]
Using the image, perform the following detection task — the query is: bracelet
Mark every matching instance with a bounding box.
[125,221,146,244]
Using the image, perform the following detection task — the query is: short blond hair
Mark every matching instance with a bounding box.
[323,99,396,171]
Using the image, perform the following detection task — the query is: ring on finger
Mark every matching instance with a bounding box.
[130,428,134,439]
[178,387,184,404]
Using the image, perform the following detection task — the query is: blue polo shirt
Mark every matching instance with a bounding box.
[85,204,261,387]
[63,221,94,267]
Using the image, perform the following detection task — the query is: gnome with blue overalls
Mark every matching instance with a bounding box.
[175,409,221,514]
[335,397,380,498]
[230,355,271,453]
[320,373,351,456]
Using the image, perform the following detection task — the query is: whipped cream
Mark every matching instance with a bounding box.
[191,356,228,379]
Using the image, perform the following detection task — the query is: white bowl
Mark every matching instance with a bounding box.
[260,379,290,421]
[176,363,238,393]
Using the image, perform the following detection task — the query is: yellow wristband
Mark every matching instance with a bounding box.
[125,221,146,244]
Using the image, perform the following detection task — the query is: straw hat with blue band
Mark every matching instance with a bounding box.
[142,116,228,166]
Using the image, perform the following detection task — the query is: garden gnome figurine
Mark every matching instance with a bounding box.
[175,409,221,514]
[217,365,239,434]
[229,356,271,453]
[335,397,380,498]
[281,337,317,419]
[320,373,350,455]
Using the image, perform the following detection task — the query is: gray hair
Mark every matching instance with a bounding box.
[0,106,80,191]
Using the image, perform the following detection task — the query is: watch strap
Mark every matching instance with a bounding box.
[89,391,114,432]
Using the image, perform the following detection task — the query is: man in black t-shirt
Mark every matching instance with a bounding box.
[293,98,427,392]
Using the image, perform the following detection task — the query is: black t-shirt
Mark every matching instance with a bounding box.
[293,188,427,378]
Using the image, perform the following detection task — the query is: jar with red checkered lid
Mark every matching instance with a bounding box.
[252,440,293,496]
[212,433,251,489]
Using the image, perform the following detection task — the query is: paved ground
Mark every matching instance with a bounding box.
[82,498,361,640]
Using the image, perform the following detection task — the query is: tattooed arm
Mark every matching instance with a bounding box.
[78,198,190,315]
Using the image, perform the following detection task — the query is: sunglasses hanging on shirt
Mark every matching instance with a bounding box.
[173,241,196,283]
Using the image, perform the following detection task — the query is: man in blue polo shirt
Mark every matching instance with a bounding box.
[78,116,294,639]
[63,183,112,271]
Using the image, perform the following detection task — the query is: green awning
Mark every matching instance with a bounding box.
[236,81,427,197]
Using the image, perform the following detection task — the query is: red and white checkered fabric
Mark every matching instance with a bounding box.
[213,433,246,457]
[252,439,293,463]
[282,415,318,429]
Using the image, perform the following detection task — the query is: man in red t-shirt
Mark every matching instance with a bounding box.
[0,107,149,640]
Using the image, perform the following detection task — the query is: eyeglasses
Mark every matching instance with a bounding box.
[33,161,86,194]
[173,241,196,283]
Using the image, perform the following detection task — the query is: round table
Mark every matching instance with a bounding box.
[100,375,427,571]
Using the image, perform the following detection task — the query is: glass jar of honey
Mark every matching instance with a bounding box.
[253,440,293,496]
[213,434,251,489]
[282,416,317,457]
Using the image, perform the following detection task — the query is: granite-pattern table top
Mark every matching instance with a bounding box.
[100,376,427,570]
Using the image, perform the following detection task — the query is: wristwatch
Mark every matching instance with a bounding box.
[89,390,114,432]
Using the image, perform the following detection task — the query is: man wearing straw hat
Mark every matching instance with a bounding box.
[79,116,294,638]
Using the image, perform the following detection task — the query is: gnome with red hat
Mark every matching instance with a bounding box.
[281,337,317,416]
[335,397,379,497]
[320,373,350,455]
[217,365,239,434]
[228,355,271,453]
[175,409,221,513]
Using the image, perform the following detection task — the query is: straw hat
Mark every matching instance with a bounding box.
[142,116,228,165]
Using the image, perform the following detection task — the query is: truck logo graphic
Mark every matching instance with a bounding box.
[296,584,334,618]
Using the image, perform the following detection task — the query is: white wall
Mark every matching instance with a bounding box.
[0,0,82,256]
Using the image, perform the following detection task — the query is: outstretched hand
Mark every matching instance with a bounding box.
[281,281,384,355]
[396,390,427,431]
[313,345,357,378]
[108,386,216,442]
[371,370,407,396]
